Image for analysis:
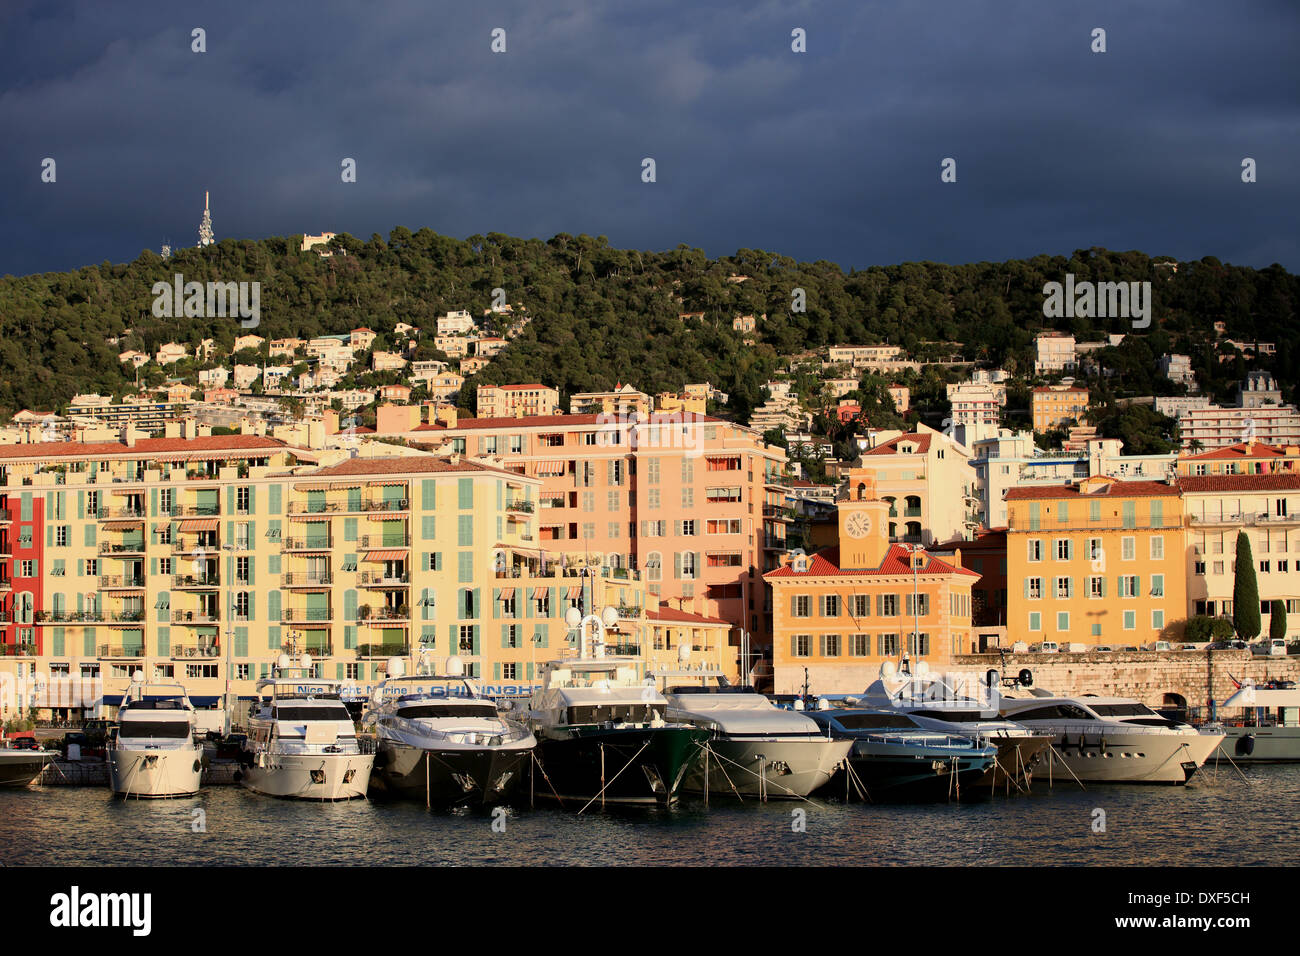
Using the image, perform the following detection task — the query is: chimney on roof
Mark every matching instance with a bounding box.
[120,425,135,448]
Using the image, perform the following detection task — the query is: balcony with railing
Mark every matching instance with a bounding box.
[358,605,410,623]
[0,575,11,591]
[359,534,410,549]
[38,609,144,624]
[171,643,222,659]
[284,640,333,657]
[359,570,410,587]
[362,497,410,514]
[171,504,221,516]
[505,498,535,513]
[99,574,145,590]
[99,540,146,555]
[1187,511,1297,528]
[357,642,409,658]
[282,606,334,623]
[98,643,146,658]
[172,573,220,588]
[0,642,37,657]
[283,535,334,551]
[171,609,220,625]
[282,572,333,587]
[96,506,147,520]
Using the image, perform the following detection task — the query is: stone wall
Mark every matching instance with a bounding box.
[953,650,1300,713]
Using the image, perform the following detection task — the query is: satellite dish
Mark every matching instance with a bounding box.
[131,670,145,684]
[277,653,292,670]
[445,655,465,677]
[601,605,620,628]
[388,657,406,678]
[677,643,691,664]
[564,607,582,629]
[301,652,313,671]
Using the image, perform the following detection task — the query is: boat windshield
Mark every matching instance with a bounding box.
[831,712,919,730]
[907,709,988,722]
[566,704,662,724]
[398,703,499,719]
[1089,703,1160,718]
[1010,704,1095,721]
[272,705,352,721]
[119,721,191,739]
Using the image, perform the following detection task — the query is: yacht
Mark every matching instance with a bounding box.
[238,654,373,800]
[849,662,1052,789]
[999,692,1225,784]
[107,675,204,798]
[0,738,55,788]
[663,669,852,799]
[364,655,536,806]
[1212,680,1300,762]
[803,706,999,801]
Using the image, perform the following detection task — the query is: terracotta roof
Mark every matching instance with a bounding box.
[646,604,732,626]
[1032,386,1089,394]
[1181,441,1289,460]
[1005,480,1177,500]
[764,545,980,579]
[1179,474,1300,493]
[495,383,552,390]
[310,456,517,477]
[0,435,290,461]
[861,433,931,456]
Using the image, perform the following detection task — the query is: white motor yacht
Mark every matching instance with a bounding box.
[662,665,851,799]
[1000,691,1225,784]
[1212,680,1300,762]
[363,655,535,806]
[107,674,204,798]
[238,654,373,800]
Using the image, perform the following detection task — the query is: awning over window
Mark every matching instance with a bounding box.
[364,550,408,562]
[532,461,566,476]
[567,586,582,600]
[497,588,515,601]
[100,520,143,531]
[177,518,219,532]
[531,588,549,601]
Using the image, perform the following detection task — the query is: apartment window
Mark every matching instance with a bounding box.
[56,526,69,547]
[1280,561,1290,573]
[458,625,474,652]
[1028,612,1041,631]
[821,634,841,657]
[1213,561,1225,575]
[1088,576,1103,598]
[791,595,812,618]
[681,487,695,508]
[648,489,661,509]
[822,595,840,617]
[904,593,930,616]
[1152,610,1165,630]
[877,633,899,656]
[607,491,620,511]
[1027,539,1042,562]
[502,662,518,680]
[581,492,595,513]
[1119,575,1139,598]
[1055,539,1071,561]
[1027,578,1043,600]
[504,624,519,648]
[1121,537,1135,560]
[1087,538,1102,562]
[1055,577,1072,599]
[680,552,697,579]
[510,436,523,455]
[236,664,251,680]
[534,590,551,615]
[850,634,869,656]
[187,664,219,678]
[907,633,930,656]
[237,486,250,514]
[1150,536,1165,561]
[236,522,252,551]
[236,557,250,584]
[1194,561,1206,575]
[852,595,870,617]
[1057,612,1070,632]
[646,553,662,582]
[878,594,899,616]
[19,560,34,578]
[1150,574,1164,597]
[1123,610,1136,630]
[86,559,98,577]
[792,634,811,658]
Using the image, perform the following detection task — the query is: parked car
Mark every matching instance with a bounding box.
[1118,645,1140,651]
[1144,641,1174,652]
[1092,645,1115,653]
[1206,640,1248,650]
[1178,643,1202,651]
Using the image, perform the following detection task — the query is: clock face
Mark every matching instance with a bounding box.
[845,511,872,539]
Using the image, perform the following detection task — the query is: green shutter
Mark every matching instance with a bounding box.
[421,479,436,510]
[269,625,281,651]
[344,518,358,542]
[156,626,170,657]
[422,515,436,540]
[268,590,281,621]
[76,491,84,519]
[85,524,96,547]
[458,479,473,509]
[269,484,282,515]
[53,627,65,656]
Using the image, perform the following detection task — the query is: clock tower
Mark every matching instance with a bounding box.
[837,469,890,570]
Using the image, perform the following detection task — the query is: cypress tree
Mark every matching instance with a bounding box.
[1233,531,1261,640]
[1270,599,1287,642]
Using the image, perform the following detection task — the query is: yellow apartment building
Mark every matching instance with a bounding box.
[1005,475,1186,646]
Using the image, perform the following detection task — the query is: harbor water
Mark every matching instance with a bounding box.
[4,763,1298,867]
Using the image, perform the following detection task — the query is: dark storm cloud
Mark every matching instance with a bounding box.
[1,0,1296,277]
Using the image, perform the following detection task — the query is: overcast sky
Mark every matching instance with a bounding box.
[2,0,1296,278]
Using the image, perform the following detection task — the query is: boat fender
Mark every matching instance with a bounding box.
[192,759,202,773]
[233,770,242,782]
[1236,734,1256,757]
[1018,669,1033,687]
[201,754,211,770]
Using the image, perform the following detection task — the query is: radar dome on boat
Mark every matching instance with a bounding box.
[131,669,145,683]
[277,653,292,670]
[301,652,313,670]
[388,657,406,678]
[914,661,930,677]
[817,697,830,710]
[564,607,582,628]
[793,699,804,711]
[677,643,691,663]
[881,660,897,679]
[445,655,465,677]
[601,605,620,628]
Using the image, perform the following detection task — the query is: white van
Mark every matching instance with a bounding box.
[1031,641,1060,654]
[1145,641,1173,652]
[1251,638,1287,657]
